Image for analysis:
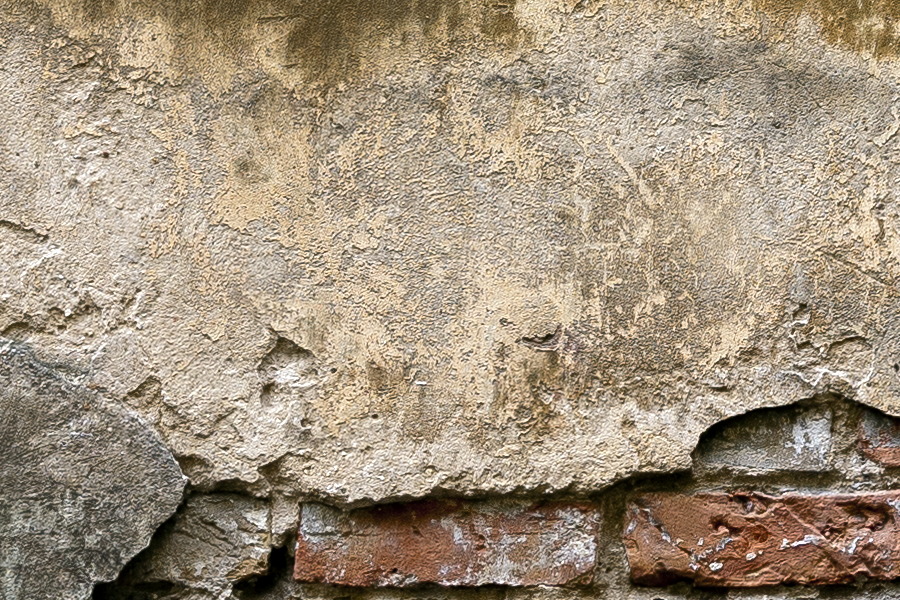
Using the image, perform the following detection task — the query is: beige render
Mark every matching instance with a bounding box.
[3,0,900,597]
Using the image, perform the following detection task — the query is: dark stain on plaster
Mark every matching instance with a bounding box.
[366,360,405,398]
[364,359,449,442]
[280,0,524,79]
[757,0,900,57]
[232,156,270,185]
[487,329,598,442]
[68,0,523,81]
[282,0,460,77]
[480,0,520,41]
[78,0,115,22]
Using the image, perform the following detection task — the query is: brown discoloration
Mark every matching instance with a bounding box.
[295,499,600,586]
[480,0,521,43]
[280,0,524,80]
[492,348,564,435]
[365,359,407,398]
[281,0,465,78]
[757,0,900,57]
[624,491,900,587]
[56,0,523,82]
[488,325,600,440]
[489,340,598,441]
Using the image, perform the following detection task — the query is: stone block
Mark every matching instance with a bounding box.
[694,405,832,473]
[0,343,185,600]
[107,493,272,596]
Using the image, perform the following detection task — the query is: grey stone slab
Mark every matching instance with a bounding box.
[0,342,185,600]
[694,404,833,473]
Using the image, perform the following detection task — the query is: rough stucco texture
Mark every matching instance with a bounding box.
[6,0,900,559]
[6,0,900,597]
[4,0,900,508]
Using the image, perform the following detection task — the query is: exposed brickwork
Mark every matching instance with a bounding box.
[624,491,900,587]
[859,409,900,466]
[294,499,601,587]
[287,400,900,593]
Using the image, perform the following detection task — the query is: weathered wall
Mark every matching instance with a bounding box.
[3,0,900,597]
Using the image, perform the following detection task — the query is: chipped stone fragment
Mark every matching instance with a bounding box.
[0,343,185,600]
[104,493,272,597]
[294,499,601,587]
[624,491,900,587]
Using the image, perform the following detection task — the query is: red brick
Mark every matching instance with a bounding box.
[624,491,900,587]
[294,499,600,587]
[859,409,900,466]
